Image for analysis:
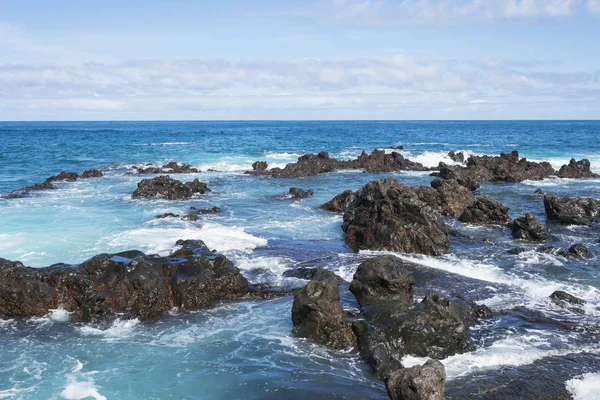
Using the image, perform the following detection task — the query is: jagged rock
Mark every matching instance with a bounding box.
[544,195,600,225]
[291,270,356,349]
[386,360,446,400]
[252,161,268,171]
[448,150,465,163]
[557,159,599,179]
[349,256,414,308]
[182,213,199,221]
[135,162,199,174]
[81,169,104,178]
[549,290,585,307]
[46,171,79,182]
[458,195,511,225]
[320,190,355,212]
[3,181,56,199]
[132,175,210,200]
[387,145,404,150]
[433,150,555,190]
[430,179,475,217]
[0,240,248,321]
[289,187,314,199]
[156,212,180,219]
[342,179,448,255]
[511,213,549,241]
[568,244,592,259]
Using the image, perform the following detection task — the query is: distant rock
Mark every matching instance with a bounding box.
[458,195,511,225]
[511,213,549,241]
[291,270,356,349]
[289,187,314,199]
[534,188,544,195]
[135,162,199,174]
[46,171,79,182]
[189,206,221,214]
[447,150,465,163]
[342,178,449,255]
[557,159,600,179]
[544,195,600,225]
[252,161,268,171]
[132,175,210,200]
[81,169,104,178]
[386,360,446,400]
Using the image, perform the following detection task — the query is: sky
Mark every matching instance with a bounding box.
[0,0,599,120]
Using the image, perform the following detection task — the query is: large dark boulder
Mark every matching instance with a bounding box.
[342,179,449,255]
[557,159,599,179]
[132,175,210,200]
[81,169,104,178]
[458,195,511,225]
[386,360,446,400]
[511,213,549,241]
[0,240,248,321]
[568,244,593,259]
[291,270,356,349]
[544,195,600,225]
[252,161,268,171]
[289,187,314,199]
[349,256,415,308]
[320,190,355,212]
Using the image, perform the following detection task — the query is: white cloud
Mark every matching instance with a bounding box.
[587,0,600,13]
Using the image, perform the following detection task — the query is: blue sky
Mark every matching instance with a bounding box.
[0,0,599,120]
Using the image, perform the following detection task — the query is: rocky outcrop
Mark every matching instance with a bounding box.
[291,270,356,349]
[549,290,586,314]
[447,150,465,164]
[511,213,549,241]
[386,360,446,400]
[135,162,199,174]
[320,190,355,212]
[132,175,210,200]
[252,161,268,171]
[0,240,248,321]
[81,169,104,178]
[289,187,314,199]
[544,195,600,225]
[434,150,555,190]
[349,256,414,308]
[568,244,592,259]
[46,171,79,182]
[248,150,429,178]
[557,159,599,179]
[458,195,511,225]
[189,206,221,214]
[342,179,449,255]
[429,179,475,217]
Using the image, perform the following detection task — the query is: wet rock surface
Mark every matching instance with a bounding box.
[81,169,104,178]
[132,175,210,200]
[557,159,600,179]
[342,178,449,255]
[288,187,314,199]
[544,195,600,225]
[135,162,199,174]
[291,270,357,349]
[320,189,355,212]
[386,360,446,400]
[0,240,248,321]
[458,195,511,225]
[511,213,550,241]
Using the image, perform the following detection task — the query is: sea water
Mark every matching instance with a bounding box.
[0,121,599,399]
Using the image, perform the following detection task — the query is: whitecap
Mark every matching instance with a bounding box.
[566,372,600,400]
[77,318,141,338]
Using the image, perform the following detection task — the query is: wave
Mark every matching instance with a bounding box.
[60,361,107,400]
[77,318,141,339]
[566,372,600,400]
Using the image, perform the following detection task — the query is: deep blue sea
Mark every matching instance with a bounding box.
[1,121,600,399]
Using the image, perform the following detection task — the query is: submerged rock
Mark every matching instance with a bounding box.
[289,187,314,199]
[342,178,448,255]
[135,162,199,174]
[511,213,549,241]
[189,206,221,214]
[557,159,599,179]
[320,190,355,213]
[0,240,248,321]
[549,290,585,307]
[386,360,446,400]
[544,195,600,225]
[458,195,511,225]
[568,244,592,259]
[81,169,104,178]
[291,270,356,349]
[132,175,210,200]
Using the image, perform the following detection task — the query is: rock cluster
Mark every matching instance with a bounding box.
[288,187,314,199]
[132,175,210,200]
[544,195,600,225]
[3,169,104,199]
[134,162,199,174]
[0,240,248,321]
[557,159,599,179]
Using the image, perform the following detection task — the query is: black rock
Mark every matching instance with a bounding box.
[512,213,549,241]
[557,159,599,179]
[135,162,199,174]
[289,187,314,199]
[320,190,355,213]
[534,188,544,195]
[386,360,446,400]
[156,212,180,219]
[342,178,449,255]
[291,270,357,349]
[544,195,600,225]
[132,175,210,200]
[282,267,321,280]
[81,169,104,178]
[568,244,593,259]
[549,290,585,306]
[0,240,248,321]
[189,206,222,214]
[448,150,465,163]
[252,161,268,171]
[458,195,511,225]
[46,171,79,182]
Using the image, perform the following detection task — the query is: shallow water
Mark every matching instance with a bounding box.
[1,121,599,399]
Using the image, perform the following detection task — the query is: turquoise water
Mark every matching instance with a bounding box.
[1,121,600,399]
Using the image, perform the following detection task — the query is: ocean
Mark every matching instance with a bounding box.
[1,120,599,399]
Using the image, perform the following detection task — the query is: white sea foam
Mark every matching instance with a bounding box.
[232,255,296,286]
[403,333,600,379]
[263,151,301,160]
[105,223,267,255]
[60,361,106,400]
[566,372,600,400]
[49,306,72,322]
[78,318,141,338]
